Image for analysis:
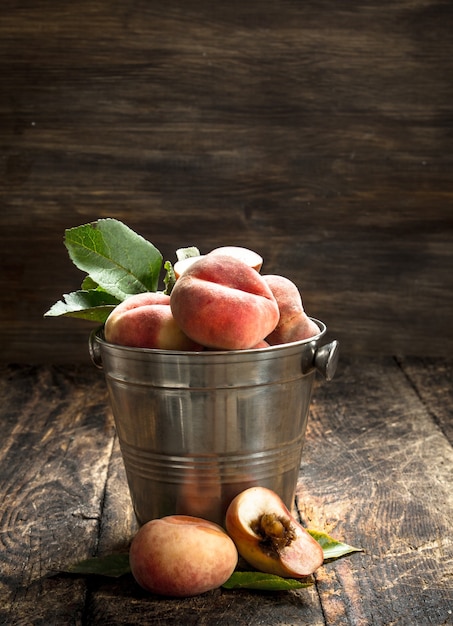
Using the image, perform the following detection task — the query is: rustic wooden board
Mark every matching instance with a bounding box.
[1,0,453,363]
[0,364,113,625]
[86,578,325,626]
[298,357,453,625]
[1,359,451,624]
[397,356,453,445]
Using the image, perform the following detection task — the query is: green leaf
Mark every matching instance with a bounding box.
[64,219,162,300]
[81,275,99,290]
[65,554,131,578]
[308,529,363,561]
[44,290,120,322]
[222,571,313,591]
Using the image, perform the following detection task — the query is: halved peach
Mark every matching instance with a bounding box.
[174,255,206,279]
[209,246,263,272]
[225,486,324,578]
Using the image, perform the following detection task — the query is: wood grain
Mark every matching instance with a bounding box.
[397,356,453,444]
[1,0,453,362]
[0,364,113,624]
[298,357,453,625]
[0,359,451,624]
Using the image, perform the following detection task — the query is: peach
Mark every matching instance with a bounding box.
[173,255,205,279]
[104,292,202,351]
[263,275,320,344]
[129,515,238,597]
[250,339,270,349]
[170,254,280,350]
[225,487,324,578]
[174,247,263,279]
[209,246,263,272]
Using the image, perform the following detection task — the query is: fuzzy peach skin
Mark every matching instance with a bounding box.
[263,275,320,344]
[250,339,270,349]
[225,486,324,578]
[104,292,202,351]
[170,254,280,350]
[129,515,238,597]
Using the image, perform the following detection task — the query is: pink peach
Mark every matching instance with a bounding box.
[129,515,238,597]
[263,275,320,344]
[104,292,202,351]
[170,254,279,350]
[250,339,270,349]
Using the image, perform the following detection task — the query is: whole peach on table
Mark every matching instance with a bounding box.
[263,274,320,345]
[170,254,280,350]
[104,292,202,351]
[129,515,238,597]
[225,486,324,578]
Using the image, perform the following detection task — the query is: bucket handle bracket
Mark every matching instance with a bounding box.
[312,339,340,381]
[89,328,103,369]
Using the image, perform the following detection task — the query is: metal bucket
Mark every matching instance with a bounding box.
[89,320,339,526]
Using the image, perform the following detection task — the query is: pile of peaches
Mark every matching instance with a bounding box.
[104,246,320,351]
[104,247,324,596]
[129,486,325,597]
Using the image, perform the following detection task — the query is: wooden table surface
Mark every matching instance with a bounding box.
[0,356,451,625]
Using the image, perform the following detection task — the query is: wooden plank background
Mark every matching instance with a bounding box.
[1,0,452,363]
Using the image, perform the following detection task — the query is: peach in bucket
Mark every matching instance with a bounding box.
[104,292,201,351]
[170,253,280,350]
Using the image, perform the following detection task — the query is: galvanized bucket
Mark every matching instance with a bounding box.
[89,320,339,526]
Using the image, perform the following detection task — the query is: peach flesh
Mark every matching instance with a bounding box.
[170,254,280,350]
[129,515,238,597]
[225,486,324,578]
[209,246,263,272]
[174,255,205,278]
[174,247,262,279]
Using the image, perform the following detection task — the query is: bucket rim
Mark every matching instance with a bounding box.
[91,317,327,357]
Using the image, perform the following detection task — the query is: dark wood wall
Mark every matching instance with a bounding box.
[1,0,452,363]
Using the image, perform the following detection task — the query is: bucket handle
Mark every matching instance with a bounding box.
[311,339,340,381]
[89,328,103,369]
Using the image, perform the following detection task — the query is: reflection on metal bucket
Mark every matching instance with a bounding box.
[90,320,339,526]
